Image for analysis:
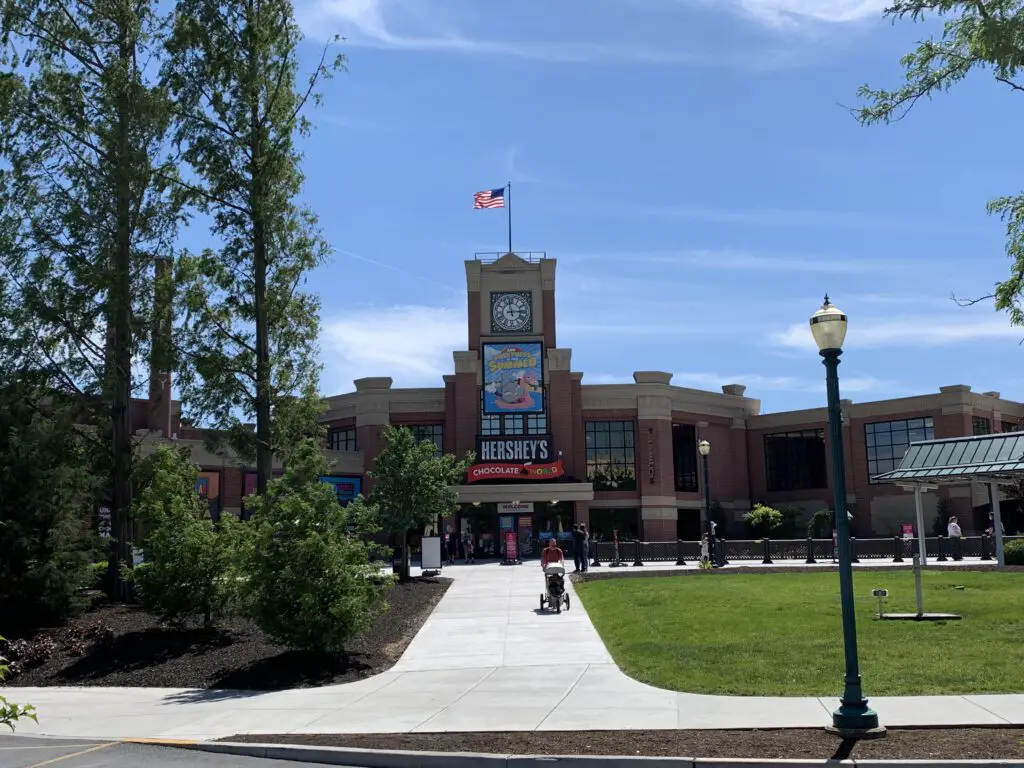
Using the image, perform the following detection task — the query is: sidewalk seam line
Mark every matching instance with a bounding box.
[534,663,590,731]
[409,666,501,733]
[959,695,1014,725]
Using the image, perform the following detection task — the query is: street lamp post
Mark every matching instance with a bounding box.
[698,439,712,535]
[810,296,884,738]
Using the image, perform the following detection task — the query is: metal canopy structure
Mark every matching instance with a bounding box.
[873,432,1024,567]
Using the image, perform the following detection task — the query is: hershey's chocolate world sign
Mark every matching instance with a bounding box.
[476,434,552,463]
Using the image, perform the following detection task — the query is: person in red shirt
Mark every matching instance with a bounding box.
[540,538,564,570]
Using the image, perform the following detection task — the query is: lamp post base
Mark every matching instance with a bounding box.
[827,701,885,738]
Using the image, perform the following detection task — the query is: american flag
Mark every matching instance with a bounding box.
[473,188,505,209]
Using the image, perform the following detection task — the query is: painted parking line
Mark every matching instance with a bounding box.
[23,742,115,768]
[0,745,98,751]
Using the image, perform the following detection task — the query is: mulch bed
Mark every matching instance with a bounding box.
[574,564,1024,583]
[2,577,449,691]
[220,728,1024,760]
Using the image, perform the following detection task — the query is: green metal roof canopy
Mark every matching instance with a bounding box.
[874,432,1024,485]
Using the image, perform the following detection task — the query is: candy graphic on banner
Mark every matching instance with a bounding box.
[482,342,544,414]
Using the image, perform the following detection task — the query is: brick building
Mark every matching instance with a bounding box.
[137,252,1024,551]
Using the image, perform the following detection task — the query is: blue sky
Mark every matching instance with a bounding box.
[286,0,1024,412]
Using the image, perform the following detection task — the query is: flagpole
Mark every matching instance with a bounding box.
[506,181,512,254]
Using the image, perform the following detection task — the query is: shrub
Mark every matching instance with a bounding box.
[2,636,57,674]
[808,509,834,538]
[132,446,238,627]
[744,503,783,538]
[0,635,36,731]
[238,440,393,653]
[1004,539,1024,566]
[87,561,109,591]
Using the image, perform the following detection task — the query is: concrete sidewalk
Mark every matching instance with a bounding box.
[9,562,1024,740]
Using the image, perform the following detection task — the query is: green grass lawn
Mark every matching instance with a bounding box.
[575,570,1024,696]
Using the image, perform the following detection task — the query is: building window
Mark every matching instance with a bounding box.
[479,393,542,436]
[764,429,827,492]
[589,508,640,541]
[973,416,991,436]
[672,424,698,492]
[327,427,356,452]
[866,417,934,483]
[409,424,443,452]
[1002,420,1020,434]
[586,421,637,491]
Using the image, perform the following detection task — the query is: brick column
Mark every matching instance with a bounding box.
[451,351,480,459]
[638,385,676,541]
[547,348,573,472]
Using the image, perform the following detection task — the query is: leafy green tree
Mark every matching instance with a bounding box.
[238,440,391,652]
[162,0,341,496]
[0,638,36,730]
[0,0,182,598]
[368,425,473,582]
[133,445,238,627]
[0,375,100,633]
[855,1,1024,320]
[743,503,784,538]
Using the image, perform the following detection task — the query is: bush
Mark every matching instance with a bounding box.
[132,446,238,627]
[808,509,834,538]
[744,503,783,538]
[0,635,37,731]
[0,379,101,633]
[87,561,109,591]
[238,440,393,653]
[1004,539,1024,566]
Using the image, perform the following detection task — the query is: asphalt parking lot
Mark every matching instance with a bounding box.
[0,736,346,768]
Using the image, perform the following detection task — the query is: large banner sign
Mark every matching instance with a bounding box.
[482,342,544,414]
[467,460,564,483]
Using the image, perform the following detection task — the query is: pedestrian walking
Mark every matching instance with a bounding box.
[699,533,711,570]
[464,532,475,564]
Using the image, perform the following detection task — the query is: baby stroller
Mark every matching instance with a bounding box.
[540,563,571,613]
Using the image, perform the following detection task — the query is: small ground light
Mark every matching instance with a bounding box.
[872,588,889,618]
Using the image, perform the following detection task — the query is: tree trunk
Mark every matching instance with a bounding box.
[108,22,136,601]
[250,33,272,497]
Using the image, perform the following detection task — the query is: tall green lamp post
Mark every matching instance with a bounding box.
[809,296,885,738]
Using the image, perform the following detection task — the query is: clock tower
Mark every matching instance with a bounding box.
[464,251,556,350]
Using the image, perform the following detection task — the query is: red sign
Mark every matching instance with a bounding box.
[505,531,518,561]
[467,460,564,484]
[901,524,914,539]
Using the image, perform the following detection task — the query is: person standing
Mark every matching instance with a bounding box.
[571,524,584,572]
[579,523,590,573]
[947,515,963,561]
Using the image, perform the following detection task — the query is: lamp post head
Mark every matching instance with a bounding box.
[809,294,848,353]
[698,439,711,457]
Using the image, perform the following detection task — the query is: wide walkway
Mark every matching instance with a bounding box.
[8,562,1024,740]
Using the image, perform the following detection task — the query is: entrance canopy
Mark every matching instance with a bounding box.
[873,432,1024,567]
[874,432,1024,486]
[455,482,594,505]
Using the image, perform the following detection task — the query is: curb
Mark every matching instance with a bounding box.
[141,740,1024,768]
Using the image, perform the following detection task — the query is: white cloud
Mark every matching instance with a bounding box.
[710,0,888,26]
[770,316,1024,352]
[671,371,890,393]
[320,304,466,394]
[299,0,784,66]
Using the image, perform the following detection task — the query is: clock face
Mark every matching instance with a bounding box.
[491,291,532,333]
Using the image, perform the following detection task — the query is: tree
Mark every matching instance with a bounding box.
[237,440,391,652]
[743,503,783,538]
[854,1,1024,320]
[368,425,473,582]
[0,0,182,598]
[0,375,100,633]
[162,0,341,496]
[132,445,238,627]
